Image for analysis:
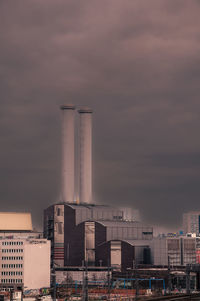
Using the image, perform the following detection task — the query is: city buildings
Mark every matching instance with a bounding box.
[151,236,196,266]
[183,211,200,235]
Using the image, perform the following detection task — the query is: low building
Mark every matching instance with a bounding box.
[95,239,151,270]
[43,203,151,268]
[55,266,109,285]
[151,236,196,266]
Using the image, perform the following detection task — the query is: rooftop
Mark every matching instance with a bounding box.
[0,212,32,231]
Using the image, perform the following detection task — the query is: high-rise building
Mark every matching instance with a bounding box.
[183,211,200,235]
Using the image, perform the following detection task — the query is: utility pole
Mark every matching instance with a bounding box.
[82,261,88,301]
[107,262,111,300]
[133,260,139,301]
[186,264,191,295]
[82,260,85,300]
[168,256,172,294]
[52,264,56,301]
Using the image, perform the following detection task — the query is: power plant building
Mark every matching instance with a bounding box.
[43,203,152,269]
[44,105,151,271]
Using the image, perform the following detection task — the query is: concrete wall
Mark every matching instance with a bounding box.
[56,270,107,284]
[23,240,50,289]
[54,204,64,267]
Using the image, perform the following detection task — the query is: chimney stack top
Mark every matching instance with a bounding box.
[78,107,93,114]
[60,104,76,110]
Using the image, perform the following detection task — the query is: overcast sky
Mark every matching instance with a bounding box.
[1,0,200,231]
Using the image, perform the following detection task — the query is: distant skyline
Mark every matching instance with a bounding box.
[1,0,200,230]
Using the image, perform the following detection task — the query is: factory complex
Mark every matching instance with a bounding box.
[2,105,200,299]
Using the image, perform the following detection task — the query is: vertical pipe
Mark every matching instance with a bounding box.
[149,279,151,289]
[78,108,93,204]
[163,279,166,295]
[60,105,76,203]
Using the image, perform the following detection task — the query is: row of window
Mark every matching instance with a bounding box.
[2,264,23,268]
[2,257,23,261]
[2,242,23,246]
[1,279,22,283]
[1,271,23,276]
[2,249,23,253]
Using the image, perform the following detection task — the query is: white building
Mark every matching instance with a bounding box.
[0,212,50,290]
[0,238,50,290]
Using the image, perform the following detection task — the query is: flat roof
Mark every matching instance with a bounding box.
[0,212,32,231]
[96,220,150,228]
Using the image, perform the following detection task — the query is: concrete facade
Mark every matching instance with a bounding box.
[60,105,76,203]
[183,211,200,235]
[78,108,93,204]
[44,203,151,268]
[151,236,196,266]
[0,238,50,289]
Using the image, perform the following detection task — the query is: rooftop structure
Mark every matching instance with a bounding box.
[0,213,32,231]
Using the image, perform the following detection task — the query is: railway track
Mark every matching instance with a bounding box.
[146,293,200,301]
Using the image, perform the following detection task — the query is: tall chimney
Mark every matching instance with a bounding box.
[60,105,76,203]
[78,108,93,204]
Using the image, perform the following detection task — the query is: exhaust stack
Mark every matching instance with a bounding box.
[78,108,93,204]
[60,105,76,203]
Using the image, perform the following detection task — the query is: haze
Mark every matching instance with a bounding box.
[0,0,200,231]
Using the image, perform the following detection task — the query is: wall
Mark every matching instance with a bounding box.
[23,240,50,289]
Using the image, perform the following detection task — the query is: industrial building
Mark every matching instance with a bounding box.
[44,105,151,271]
[151,236,197,266]
[44,202,152,269]
[95,239,151,270]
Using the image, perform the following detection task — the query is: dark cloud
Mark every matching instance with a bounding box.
[0,0,200,230]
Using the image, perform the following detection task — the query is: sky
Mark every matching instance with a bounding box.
[1,0,200,231]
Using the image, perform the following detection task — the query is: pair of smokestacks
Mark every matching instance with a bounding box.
[60,105,92,204]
